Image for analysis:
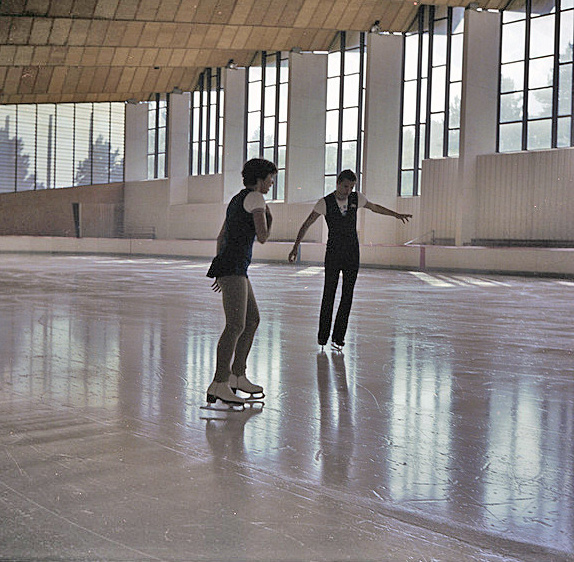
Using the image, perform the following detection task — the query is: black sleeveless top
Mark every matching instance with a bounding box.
[324,191,360,270]
[207,188,258,278]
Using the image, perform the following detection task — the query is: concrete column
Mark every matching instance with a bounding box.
[456,9,501,245]
[222,68,247,203]
[362,33,404,245]
[124,102,148,182]
[167,91,191,205]
[285,52,327,203]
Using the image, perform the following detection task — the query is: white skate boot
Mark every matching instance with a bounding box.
[229,374,265,400]
[203,381,246,411]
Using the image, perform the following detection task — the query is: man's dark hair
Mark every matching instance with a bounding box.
[242,158,278,186]
[337,169,357,184]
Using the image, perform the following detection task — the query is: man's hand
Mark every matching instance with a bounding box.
[396,213,412,224]
[288,246,298,263]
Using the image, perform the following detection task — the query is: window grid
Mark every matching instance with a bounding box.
[245,51,289,201]
[0,102,125,192]
[147,93,169,179]
[325,31,367,194]
[399,6,464,197]
[190,68,224,175]
[498,0,574,152]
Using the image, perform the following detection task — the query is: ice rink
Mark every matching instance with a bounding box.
[0,254,572,562]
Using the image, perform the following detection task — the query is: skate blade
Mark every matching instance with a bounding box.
[200,402,246,412]
[331,343,344,353]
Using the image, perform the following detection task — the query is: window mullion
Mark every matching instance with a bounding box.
[522,0,531,150]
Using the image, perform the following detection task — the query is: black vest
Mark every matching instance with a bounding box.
[207,188,257,278]
[324,191,360,270]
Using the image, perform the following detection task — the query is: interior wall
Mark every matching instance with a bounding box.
[0,183,123,237]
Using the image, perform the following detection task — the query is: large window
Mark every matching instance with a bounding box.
[399,6,464,197]
[0,102,124,192]
[245,51,289,200]
[325,31,366,193]
[499,0,574,151]
[147,94,168,180]
[190,68,224,175]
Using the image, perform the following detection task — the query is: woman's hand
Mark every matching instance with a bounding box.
[211,279,222,293]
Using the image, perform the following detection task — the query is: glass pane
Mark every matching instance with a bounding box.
[528,56,554,89]
[500,92,524,122]
[431,65,446,113]
[0,105,16,192]
[325,110,339,142]
[499,122,523,151]
[56,104,75,187]
[277,145,286,168]
[343,73,359,108]
[418,123,426,163]
[264,85,276,116]
[275,169,285,201]
[158,126,166,153]
[278,121,287,146]
[248,66,261,81]
[401,170,414,197]
[341,141,357,170]
[159,104,168,128]
[421,33,429,79]
[557,116,571,146]
[265,58,277,85]
[328,51,341,78]
[404,34,419,82]
[246,141,259,160]
[448,128,459,157]
[452,8,465,34]
[449,82,461,128]
[429,113,444,158]
[401,125,416,168]
[432,30,447,68]
[36,104,56,189]
[560,10,573,62]
[403,81,418,125]
[148,104,156,128]
[263,116,275,146]
[279,84,288,121]
[16,105,36,191]
[419,78,428,123]
[344,49,361,75]
[503,0,527,23]
[248,81,261,112]
[147,155,155,178]
[263,146,274,162]
[342,107,358,141]
[450,33,463,82]
[527,118,552,149]
[530,15,555,59]
[501,21,526,64]
[327,77,340,110]
[325,143,338,175]
[501,61,524,92]
[247,112,260,142]
[528,87,552,119]
[75,104,91,186]
[558,64,572,115]
[157,153,166,178]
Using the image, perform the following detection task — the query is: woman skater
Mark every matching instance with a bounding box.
[205,158,276,408]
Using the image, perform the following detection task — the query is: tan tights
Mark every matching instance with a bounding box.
[214,276,260,383]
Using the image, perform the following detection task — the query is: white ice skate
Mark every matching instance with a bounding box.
[202,381,246,411]
[229,374,265,401]
[331,341,344,353]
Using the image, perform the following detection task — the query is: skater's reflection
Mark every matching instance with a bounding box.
[316,352,354,487]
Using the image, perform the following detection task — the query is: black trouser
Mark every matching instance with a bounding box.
[318,262,358,346]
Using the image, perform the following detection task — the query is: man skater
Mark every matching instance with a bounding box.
[288,170,411,352]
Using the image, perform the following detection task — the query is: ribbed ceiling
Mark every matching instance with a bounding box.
[0,0,508,105]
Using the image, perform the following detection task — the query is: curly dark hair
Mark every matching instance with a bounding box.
[337,169,357,184]
[242,158,278,186]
